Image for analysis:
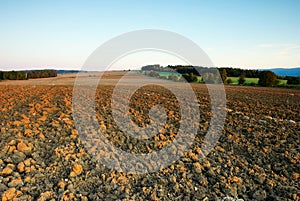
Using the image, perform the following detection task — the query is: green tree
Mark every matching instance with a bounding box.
[220,69,227,84]
[238,74,246,85]
[182,73,198,83]
[0,71,27,80]
[258,71,277,87]
[285,76,300,85]
[148,70,160,77]
[227,78,233,84]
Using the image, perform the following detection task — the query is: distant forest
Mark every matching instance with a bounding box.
[142,65,262,78]
[0,70,57,80]
[141,65,300,86]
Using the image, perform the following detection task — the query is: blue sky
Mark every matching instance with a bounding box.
[0,0,299,70]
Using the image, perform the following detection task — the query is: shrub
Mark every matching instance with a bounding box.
[182,73,198,83]
[148,70,160,77]
[238,74,246,85]
[286,76,300,85]
[227,78,233,84]
[258,71,277,87]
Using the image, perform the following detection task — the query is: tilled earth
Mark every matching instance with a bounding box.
[0,81,299,201]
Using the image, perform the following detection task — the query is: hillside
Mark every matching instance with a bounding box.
[261,68,300,76]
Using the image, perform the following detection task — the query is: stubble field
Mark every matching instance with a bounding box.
[0,72,299,201]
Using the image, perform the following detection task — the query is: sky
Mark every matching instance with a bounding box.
[0,0,300,70]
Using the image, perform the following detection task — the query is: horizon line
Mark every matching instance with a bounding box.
[1,66,300,72]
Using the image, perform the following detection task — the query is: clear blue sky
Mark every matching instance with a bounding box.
[0,0,299,70]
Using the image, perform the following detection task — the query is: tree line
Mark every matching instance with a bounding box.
[218,67,260,78]
[278,76,300,85]
[0,70,57,80]
[141,65,300,87]
[142,65,261,78]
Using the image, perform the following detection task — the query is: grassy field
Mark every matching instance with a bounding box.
[157,71,181,77]
[227,77,259,85]
[140,71,291,86]
[276,79,288,85]
[144,71,183,78]
[227,77,288,85]
[141,71,205,82]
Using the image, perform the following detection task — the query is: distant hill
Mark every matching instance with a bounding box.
[260,68,300,76]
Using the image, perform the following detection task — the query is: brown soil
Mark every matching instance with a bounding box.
[0,71,299,200]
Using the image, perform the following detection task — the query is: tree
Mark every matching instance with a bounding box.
[227,78,233,84]
[168,74,178,81]
[285,76,300,85]
[220,69,227,84]
[202,72,216,84]
[258,71,277,87]
[238,74,246,85]
[182,73,198,83]
[27,70,57,79]
[0,71,27,80]
[148,70,160,77]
